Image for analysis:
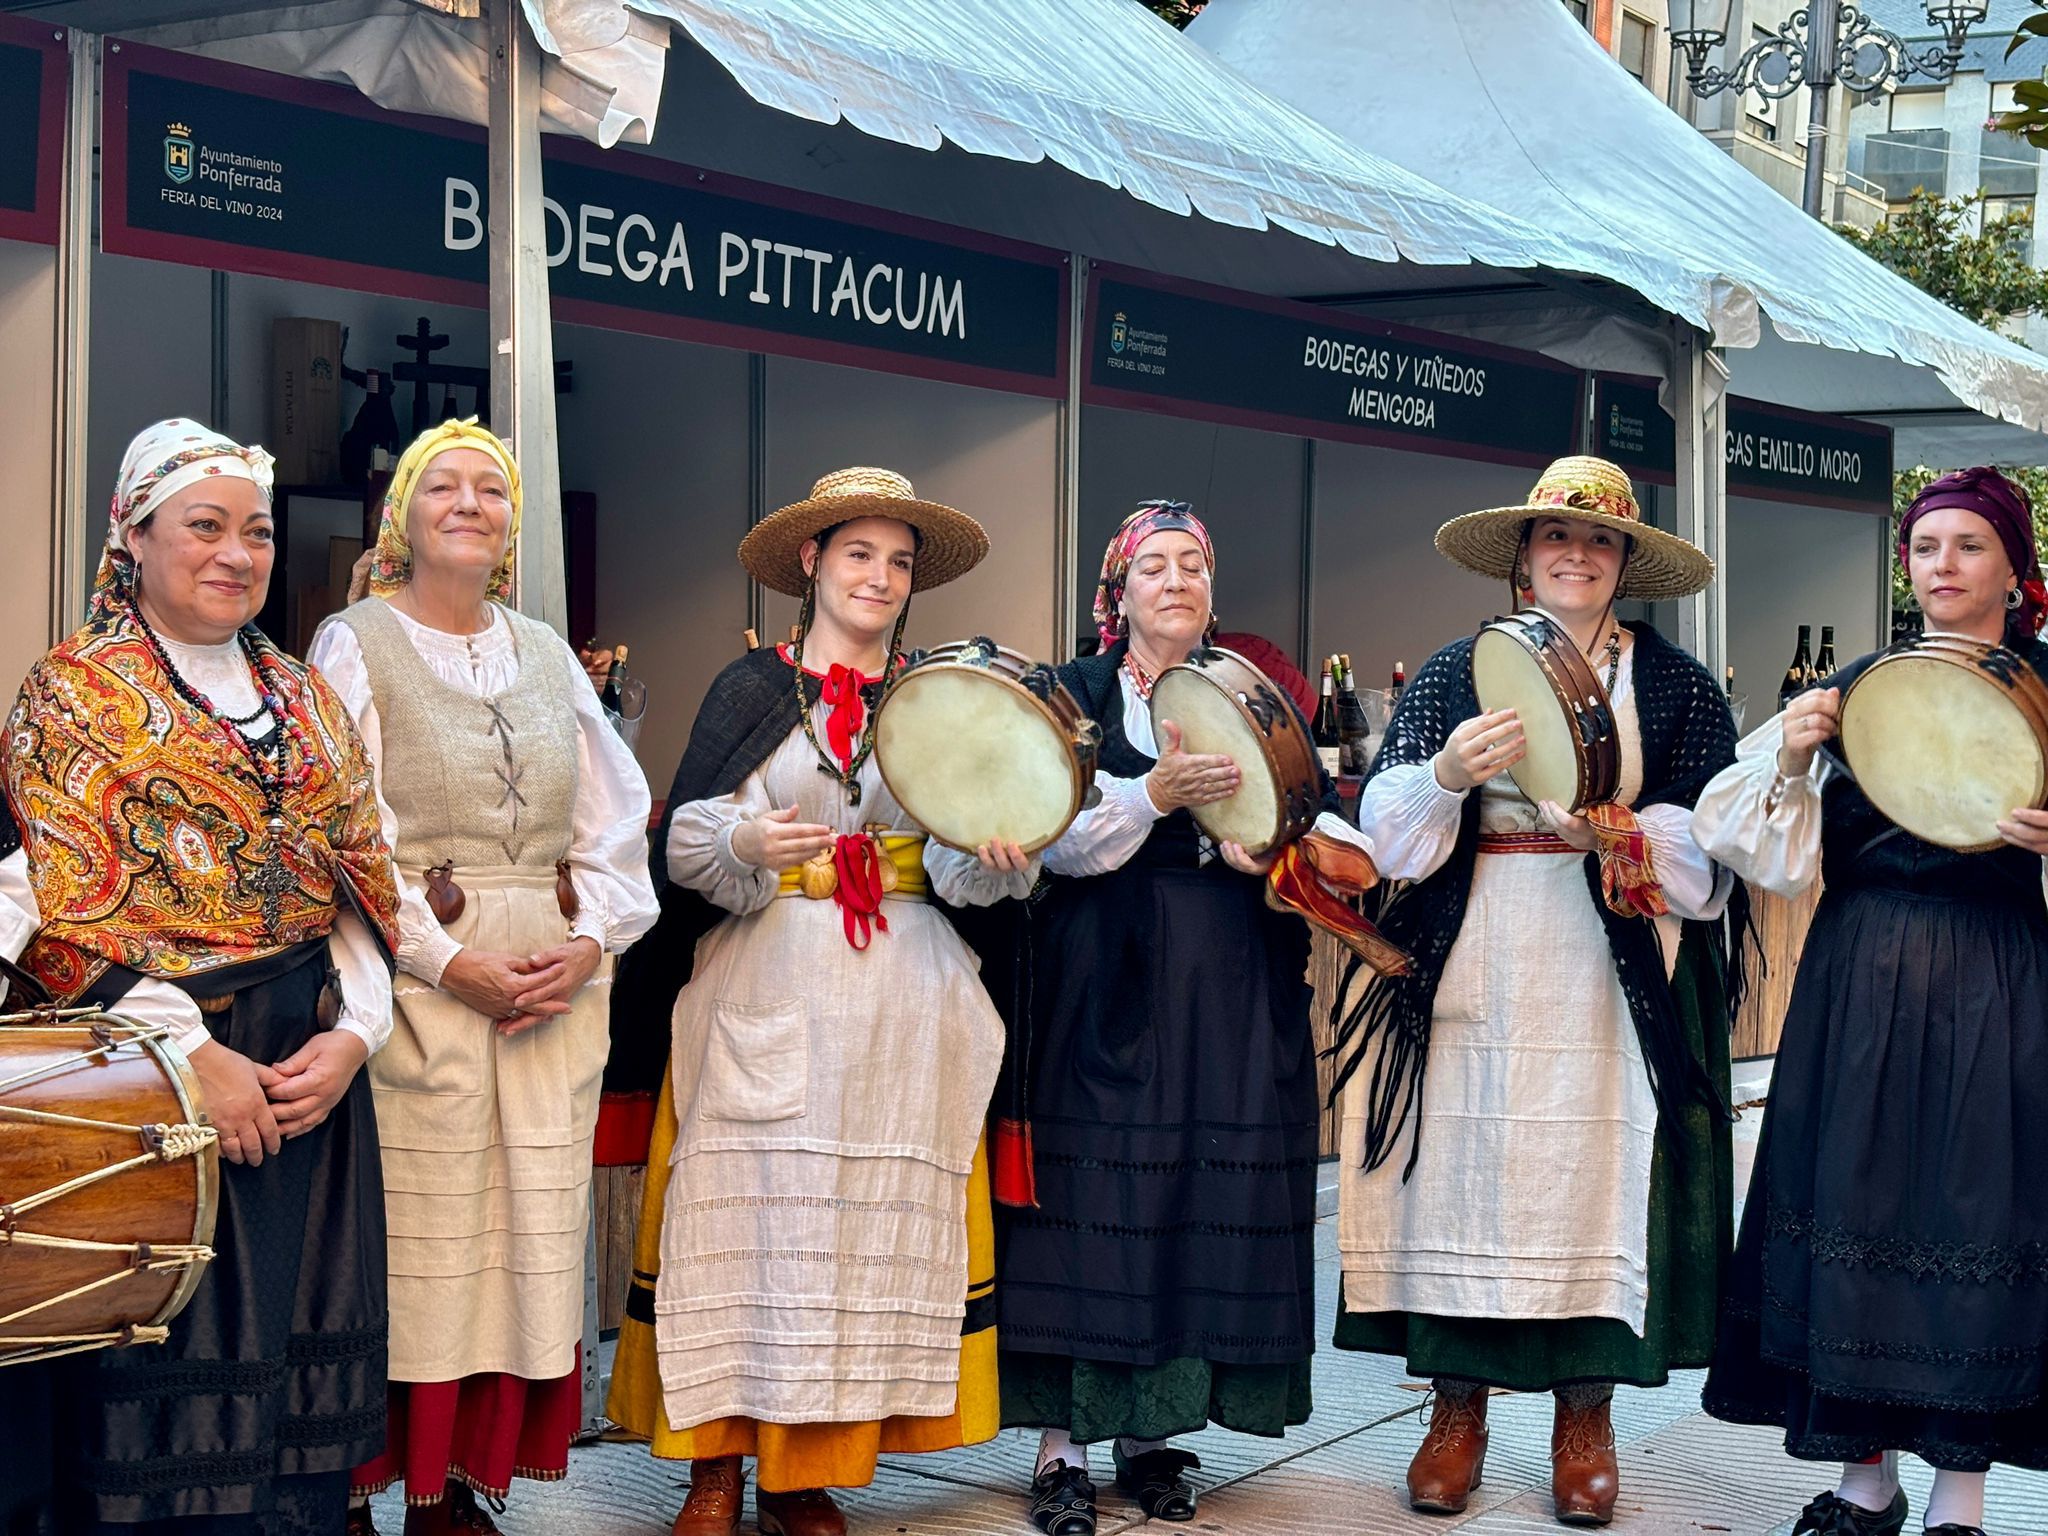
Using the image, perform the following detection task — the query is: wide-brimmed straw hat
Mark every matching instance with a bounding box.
[739,467,990,596]
[1433,455,1714,601]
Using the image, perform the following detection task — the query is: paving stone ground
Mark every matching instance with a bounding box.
[371,1064,2048,1535]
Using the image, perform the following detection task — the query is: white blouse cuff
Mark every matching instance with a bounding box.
[713,819,759,885]
[400,925,462,988]
[336,1018,379,1054]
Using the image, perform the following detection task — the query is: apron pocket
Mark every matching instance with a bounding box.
[698,996,808,1121]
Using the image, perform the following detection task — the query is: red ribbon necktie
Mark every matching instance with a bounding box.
[832,833,891,950]
[820,664,866,771]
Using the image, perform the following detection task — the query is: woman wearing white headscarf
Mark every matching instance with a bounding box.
[1,419,401,1534]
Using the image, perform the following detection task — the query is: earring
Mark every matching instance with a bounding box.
[2010,586,2026,611]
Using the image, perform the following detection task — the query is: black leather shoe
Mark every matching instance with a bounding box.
[1113,1447,1200,1522]
[1029,1461,1096,1536]
[1923,1527,1987,1536]
[1792,1488,1908,1536]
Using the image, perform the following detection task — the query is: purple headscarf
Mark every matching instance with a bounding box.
[1898,467,2046,639]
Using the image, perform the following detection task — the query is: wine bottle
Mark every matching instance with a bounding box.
[1313,658,1342,777]
[1336,652,1371,775]
[1389,659,1406,710]
[1778,625,1813,710]
[1724,664,1736,700]
[601,644,629,714]
[1814,625,1837,683]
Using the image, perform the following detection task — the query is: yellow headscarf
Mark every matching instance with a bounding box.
[367,419,523,601]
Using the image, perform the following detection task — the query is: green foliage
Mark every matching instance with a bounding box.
[1838,191,2048,330]
[1138,0,1205,26]
[1889,465,2048,636]
[2000,14,2048,149]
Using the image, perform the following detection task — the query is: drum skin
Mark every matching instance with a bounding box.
[1470,611,1619,814]
[875,638,1101,854]
[1839,634,2048,853]
[1150,647,1321,857]
[0,1024,217,1361]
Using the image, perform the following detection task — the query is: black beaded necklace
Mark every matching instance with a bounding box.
[127,593,310,930]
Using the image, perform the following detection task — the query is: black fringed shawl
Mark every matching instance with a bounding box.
[1329,620,1747,1177]
[603,644,889,1094]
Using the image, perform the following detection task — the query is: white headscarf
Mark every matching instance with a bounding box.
[110,418,274,554]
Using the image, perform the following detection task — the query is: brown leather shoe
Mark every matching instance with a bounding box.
[672,1457,745,1536]
[1407,1388,1488,1515]
[1551,1393,1619,1526]
[346,1505,380,1536]
[757,1487,847,1536]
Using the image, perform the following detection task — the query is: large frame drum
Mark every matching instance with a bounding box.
[0,1013,218,1366]
[1470,609,1620,814]
[1838,633,2048,852]
[875,637,1103,855]
[1149,646,1321,857]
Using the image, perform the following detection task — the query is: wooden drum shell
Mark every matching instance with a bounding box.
[0,1023,218,1363]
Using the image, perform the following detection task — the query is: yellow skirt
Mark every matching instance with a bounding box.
[607,1070,999,1493]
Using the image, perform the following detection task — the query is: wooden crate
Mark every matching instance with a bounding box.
[592,1163,645,1334]
[1733,882,1820,1060]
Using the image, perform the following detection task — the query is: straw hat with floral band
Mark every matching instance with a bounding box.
[739,466,989,598]
[740,467,990,811]
[1433,454,1715,604]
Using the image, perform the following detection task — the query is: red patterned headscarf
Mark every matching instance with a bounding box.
[1093,499,1215,648]
[1899,467,2047,639]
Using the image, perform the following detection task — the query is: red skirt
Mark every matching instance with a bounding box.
[351,1356,582,1506]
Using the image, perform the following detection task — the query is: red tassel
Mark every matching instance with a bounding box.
[992,1116,1039,1208]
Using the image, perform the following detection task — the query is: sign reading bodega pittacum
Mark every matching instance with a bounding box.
[103,42,1065,394]
[1086,268,1582,466]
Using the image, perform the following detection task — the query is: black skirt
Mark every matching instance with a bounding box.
[52,943,388,1528]
[996,820,1320,1370]
[1704,794,2048,1471]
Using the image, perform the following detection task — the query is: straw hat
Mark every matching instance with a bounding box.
[1433,455,1714,601]
[739,467,990,596]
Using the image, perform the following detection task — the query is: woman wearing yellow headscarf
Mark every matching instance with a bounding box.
[307,421,658,1535]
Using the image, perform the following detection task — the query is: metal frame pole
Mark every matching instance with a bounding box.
[1670,318,1727,681]
[1053,253,1086,659]
[52,30,95,641]
[1802,0,1840,219]
[488,0,566,633]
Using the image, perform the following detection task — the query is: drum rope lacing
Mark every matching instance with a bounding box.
[0,1016,218,1356]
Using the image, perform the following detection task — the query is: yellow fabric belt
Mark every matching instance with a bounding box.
[776,833,930,902]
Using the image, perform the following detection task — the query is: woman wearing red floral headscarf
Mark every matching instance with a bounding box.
[998,501,1373,1536]
[1698,467,2048,1536]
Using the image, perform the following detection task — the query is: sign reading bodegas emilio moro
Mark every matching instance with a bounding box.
[0,16,65,247]
[1085,266,1582,467]
[1591,373,1891,514]
[102,41,1066,396]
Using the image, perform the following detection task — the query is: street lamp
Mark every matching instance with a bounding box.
[1668,1,1989,217]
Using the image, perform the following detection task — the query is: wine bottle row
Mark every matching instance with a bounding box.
[1313,654,1401,778]
[1777,623,1837,710]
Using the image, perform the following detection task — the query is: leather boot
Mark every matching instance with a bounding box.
[345,1505,380,1536]
[672,1457,745,1536]
[1407,1387,1488,1515]
[1551,1392,1619,1526]
[757,1487,847,1536]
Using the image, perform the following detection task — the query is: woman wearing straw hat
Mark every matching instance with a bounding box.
[306,420,659,1534]
[1329,456,1745,1526]
[604,468,1035,1536]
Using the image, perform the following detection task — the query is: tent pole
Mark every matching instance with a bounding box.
[52,30,95,641]
[1670,318,1726,681]
[1054,253,1086,660]
[488,0,566,634]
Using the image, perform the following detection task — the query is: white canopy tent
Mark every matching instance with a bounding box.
[1187,0,2048,462]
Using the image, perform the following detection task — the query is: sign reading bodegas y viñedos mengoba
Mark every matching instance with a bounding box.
[0,16,66,246]
[1085,266,1583,467]
[102,40,1067,396]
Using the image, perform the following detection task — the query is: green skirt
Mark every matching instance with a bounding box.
[999,1352,1312,1443]
[1333,923,1735,1393]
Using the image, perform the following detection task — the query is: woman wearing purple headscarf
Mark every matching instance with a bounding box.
[1696,467,2048,1536]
